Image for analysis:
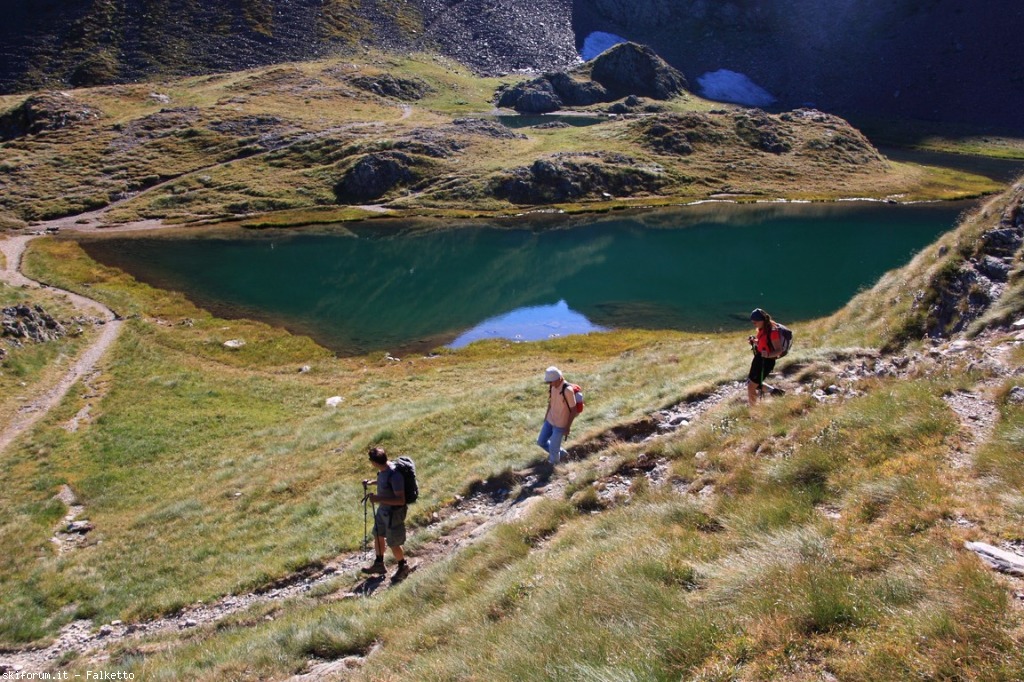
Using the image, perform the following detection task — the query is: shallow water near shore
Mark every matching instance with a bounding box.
[79,200,971,356]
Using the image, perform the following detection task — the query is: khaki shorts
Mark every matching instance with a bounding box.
[373,504,407,547]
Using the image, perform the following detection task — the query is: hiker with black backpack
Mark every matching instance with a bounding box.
[360,446,412,581]
[536,366,578,466]
[746,308,792,406]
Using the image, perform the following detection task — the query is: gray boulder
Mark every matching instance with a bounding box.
[333,152,423,204]
[976,256,1012,283]
[498,79,562,113]
[0,92,103,141]
[588,42,688,100]
[492,152,668,204]
[981,227,1023,257]
[1,304,67,342]
[496,42,686,113]
[348,74,435,101]
[496,73,610,113]
[546,72,610,106]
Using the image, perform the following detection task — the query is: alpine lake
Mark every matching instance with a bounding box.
[78,199,977,356]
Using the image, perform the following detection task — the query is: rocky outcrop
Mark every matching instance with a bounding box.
[788,110,885,165]
[0,92,103,141]
[732,109,792,154]
[587,43,688,100]
[634,113,728,156]
[333,151,433,204]
[2,304,67,343]
[347,74,435,101]
[496,42,687,113]
[496,73,608,114]
[923,185,1024,337]
[491,152,668,204]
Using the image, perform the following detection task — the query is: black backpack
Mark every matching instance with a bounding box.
[391,456,419,504]
[774,323,793,357]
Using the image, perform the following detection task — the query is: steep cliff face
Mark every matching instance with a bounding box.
[1,0,1020,132]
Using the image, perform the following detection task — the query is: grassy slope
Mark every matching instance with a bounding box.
[0,50,1021,679]
[0,181,1018,678]
[0,52,1007,231]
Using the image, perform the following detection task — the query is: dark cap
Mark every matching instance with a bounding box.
[750,308,767,322]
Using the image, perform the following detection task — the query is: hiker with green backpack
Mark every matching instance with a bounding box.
[536,366,581,466]
[360,446,413,581]
[746,308,792,406]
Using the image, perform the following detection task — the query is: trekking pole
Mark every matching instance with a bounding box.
[760,358,766,399]
[361,481,369,553]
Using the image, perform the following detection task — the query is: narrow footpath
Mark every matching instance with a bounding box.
[0,235,123,455]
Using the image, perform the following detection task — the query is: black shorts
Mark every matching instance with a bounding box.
[748,354,776,386]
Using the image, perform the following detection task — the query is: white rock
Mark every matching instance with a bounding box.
[1011,317,1024,330]
[325,396,343,408]
[223,339,245,349]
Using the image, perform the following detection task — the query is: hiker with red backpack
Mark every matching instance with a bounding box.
[360,446,412,581]
[746,308,792,406]
[537,366,581,466]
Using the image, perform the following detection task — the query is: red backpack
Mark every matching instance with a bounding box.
[562,383,584,416]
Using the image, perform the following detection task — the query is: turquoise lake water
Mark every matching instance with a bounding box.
[80,200,970,355]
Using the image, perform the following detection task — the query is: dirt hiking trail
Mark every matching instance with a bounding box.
[0,234,123,455]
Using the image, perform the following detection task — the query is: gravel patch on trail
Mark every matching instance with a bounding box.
[943,385,1002,468]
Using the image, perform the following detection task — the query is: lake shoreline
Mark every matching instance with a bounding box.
[72,200,970,357]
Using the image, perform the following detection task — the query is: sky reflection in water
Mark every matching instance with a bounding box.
[448,299,607,348]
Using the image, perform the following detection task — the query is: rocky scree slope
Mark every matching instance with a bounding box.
[2,0,1021,132]
[0,0,580,93]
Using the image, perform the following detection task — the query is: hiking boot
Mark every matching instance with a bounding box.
[768,386,786,397]
[360,559,386,575]
[391,562,412,583]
